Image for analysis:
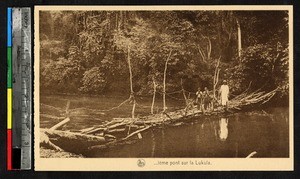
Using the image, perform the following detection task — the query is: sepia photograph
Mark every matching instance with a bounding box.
[34,6,293,171]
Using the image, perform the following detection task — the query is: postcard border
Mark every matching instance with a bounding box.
[34,5,294,171]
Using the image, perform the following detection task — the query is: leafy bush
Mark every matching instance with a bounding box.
[41,57,82,93]
[228,43,288,97]
[80,67,107,93]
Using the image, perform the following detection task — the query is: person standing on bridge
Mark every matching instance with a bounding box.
[219,80,229,110]
[203,87,211,112]
[196,87,203,111]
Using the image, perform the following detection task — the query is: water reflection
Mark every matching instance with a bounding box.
[151,130,155,157]
[161,127,166,156]
[87,108,289,158]
[218,118,229,141]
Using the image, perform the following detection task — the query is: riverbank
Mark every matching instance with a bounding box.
[40,147,83,158]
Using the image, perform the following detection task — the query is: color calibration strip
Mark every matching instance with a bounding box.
[7,7,12,170]
[7,7,32,170]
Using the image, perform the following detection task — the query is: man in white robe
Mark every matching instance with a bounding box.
[219,80,229,109]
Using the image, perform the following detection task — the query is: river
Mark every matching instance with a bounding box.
[40,95,289,158]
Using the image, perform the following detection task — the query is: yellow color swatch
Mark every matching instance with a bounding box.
[7,88,12,129]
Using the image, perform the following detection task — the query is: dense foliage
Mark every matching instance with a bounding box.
[39,10,289,103]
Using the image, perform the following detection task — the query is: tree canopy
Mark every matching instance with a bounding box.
[39,10,289,103]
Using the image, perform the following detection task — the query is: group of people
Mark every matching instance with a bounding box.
[195,80,229,113]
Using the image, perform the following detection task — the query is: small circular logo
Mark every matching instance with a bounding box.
[137,159,145,167]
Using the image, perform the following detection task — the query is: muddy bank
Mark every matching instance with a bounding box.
[40,147,83,158]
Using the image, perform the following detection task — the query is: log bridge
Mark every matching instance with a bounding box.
[40,88,277,156]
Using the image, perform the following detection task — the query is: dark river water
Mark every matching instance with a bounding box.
[88,108,289,158]
[41,95,289,158]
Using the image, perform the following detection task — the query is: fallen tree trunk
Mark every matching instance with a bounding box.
[41,128,107,156]
[40,88,278,156]
[42,128,106,143]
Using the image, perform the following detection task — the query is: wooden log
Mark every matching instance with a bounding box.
[108,122,128,130]
[85,127,107,135]
[49,117,70,130]
[41,128,106,156]
[95,132,104,137]
[40,131,63,151]
[126,124,139,129]
[170,122,184,126]
[127,117,139,135]
[107,128,126,134]
[133,121,145,125]
[124,126,151,140]
[163,112,174,121]
[89,144,107,150]
[80,127,95,133]
[105,134,116,139]
[106,119,124,126]
[246,151,257,158]
[42,128,106,143]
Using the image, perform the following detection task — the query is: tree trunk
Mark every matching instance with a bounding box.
[237,19,242,60]
[151,79,157,114]
[49,49,52,60]
[120,11,123,29]
[213,57,221,99]
[207,37,212,61]
[180,78,187,105]
[127,45,136,118]
[84,12,87,30]
[197,45,205,62]
[65,100,70,116]
[132,102,136,119]
[115,12,118,29]
[163,50,172,112]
